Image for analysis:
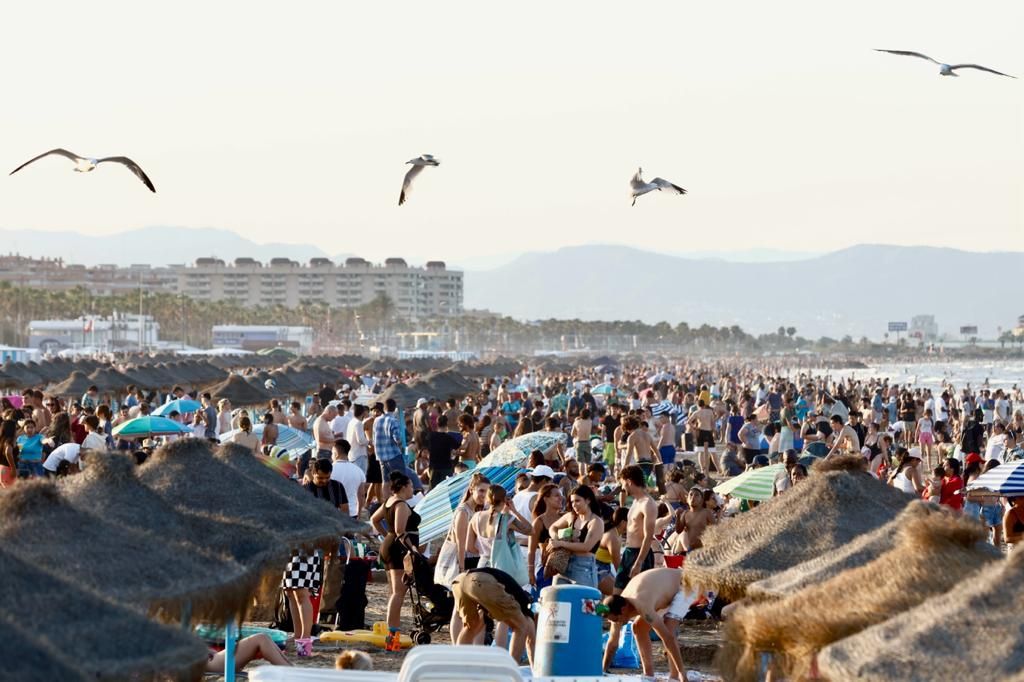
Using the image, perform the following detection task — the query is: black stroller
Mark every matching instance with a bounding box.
[403,552,454,644]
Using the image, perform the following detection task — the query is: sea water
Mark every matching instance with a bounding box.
[800,360,1023,392]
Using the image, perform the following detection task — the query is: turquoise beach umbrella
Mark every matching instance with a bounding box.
[112,416,191,439]
[152,399,203,417]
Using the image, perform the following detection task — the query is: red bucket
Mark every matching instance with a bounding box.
[664,554,685,569]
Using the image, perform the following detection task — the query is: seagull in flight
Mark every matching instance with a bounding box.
[399,154,440,206]
[874,50,1016,79]
[9,148,156,192]
[630,168,687,206]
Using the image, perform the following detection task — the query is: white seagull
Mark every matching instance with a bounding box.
[629,167,687,206]
[399,154,440,206]
[874,49,1016,79]
[9,148,156,192]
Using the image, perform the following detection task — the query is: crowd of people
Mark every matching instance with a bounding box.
[1,359,1021,678]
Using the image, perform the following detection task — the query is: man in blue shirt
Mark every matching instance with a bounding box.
[16,419,45,477]
[374,399,422,493]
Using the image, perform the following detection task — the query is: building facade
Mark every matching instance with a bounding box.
[176,257,463,319]
[28,315,161,352]
[1,254,464,319]
[211,325,314,353]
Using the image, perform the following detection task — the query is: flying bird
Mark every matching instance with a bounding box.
[398,154,440,206]
[874,49,1016,79]
[9,148,156,192]
[630,168,687,206]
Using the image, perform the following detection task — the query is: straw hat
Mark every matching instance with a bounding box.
[818,546,1024,681]
[746,500,937,601]
[718,507,1002,681]
[684,455,913,601]
[140,439,361,554]
[0,546,208,681]
[61,450,286,590]
[0,478,247,622]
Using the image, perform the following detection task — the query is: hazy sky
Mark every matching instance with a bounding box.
[2,1,1021,264]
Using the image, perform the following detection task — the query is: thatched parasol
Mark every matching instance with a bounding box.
[0,546,208,681]
[718,507,1002,682]
[208,373,272,406]
[379,382,429,410]
[48,369,97,397]
[61,451,286,586]
[0,478,250,622]
[683,455,913,601]
[140,439,362,554]
[746,500,936,601]
[86,366,134,393]
[2,360,45,387]
[818,547,1024,681]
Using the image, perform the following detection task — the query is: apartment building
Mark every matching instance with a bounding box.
[0,254,174,295]
[176,257,463,319]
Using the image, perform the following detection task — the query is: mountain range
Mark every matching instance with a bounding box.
[463,244,1023,339]
[1,226,1018,338]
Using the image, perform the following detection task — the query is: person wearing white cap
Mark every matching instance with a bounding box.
[888,446,925,496]
[412,398,430,452]
[513,465,555,527]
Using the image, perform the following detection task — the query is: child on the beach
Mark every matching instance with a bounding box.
[925,466,944,504]
[915,409,935,467]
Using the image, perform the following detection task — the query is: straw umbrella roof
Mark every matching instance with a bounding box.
[140,439,362,553]
[379,382,429,410]
[719,508,1002,682]
[61,450,286,586]
[819,547,1024,681]
[0,478,249,621]
[86,366,134,393]
[0,546,208,681]
[683,455,913,601]
[208,373,272,406]
[2,360,45,387]
[746,500,937,601]
[48,370,96,397]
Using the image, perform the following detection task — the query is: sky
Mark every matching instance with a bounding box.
[1,1,1021,265]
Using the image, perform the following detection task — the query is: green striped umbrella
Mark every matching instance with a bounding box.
[714,463,786,501]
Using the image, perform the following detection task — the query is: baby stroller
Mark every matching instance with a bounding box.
[403,551,454,644]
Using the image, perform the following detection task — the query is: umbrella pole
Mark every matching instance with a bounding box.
[224,619,238,682]
[180,601,192,629]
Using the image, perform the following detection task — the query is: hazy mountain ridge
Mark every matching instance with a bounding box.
[463,244,1023,338]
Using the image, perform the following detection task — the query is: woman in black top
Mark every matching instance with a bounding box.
[370,471,420,650]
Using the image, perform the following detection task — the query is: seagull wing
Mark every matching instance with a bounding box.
[399,164,426,206]
[874,49,939,64]
[948,63,1016,78]
[9,148,83,175]
[629,168,646,190]
[651,178,687,195]
[96,156,156,192]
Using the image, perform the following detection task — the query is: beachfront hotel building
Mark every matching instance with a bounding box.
[176,257,463,319]
[1,254,464,320]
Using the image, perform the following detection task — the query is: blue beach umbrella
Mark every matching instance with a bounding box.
[152,399,203,417]
[478,431,568,468]
[111,416,190,439]
[592,383,615,396]
[418,465,524,543]
[967,460,1024,496]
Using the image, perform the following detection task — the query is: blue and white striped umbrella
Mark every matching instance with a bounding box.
[219,423,314,459]
[966,460,1024,496]
[417,465,524,543]
[152,399,203,417]
[651,400,674,417]
[478,431,568,468]
[592,383,615,396]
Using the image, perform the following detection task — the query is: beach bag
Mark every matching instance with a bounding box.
[543,522,576,579]
[489,513,529,585]
[435,538,461,588]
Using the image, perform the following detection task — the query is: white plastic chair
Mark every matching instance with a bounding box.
[398,645,524,682]
[249,667,394,682]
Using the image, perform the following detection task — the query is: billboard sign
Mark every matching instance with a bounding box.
[887,321,908,332]
[959,326,978,336]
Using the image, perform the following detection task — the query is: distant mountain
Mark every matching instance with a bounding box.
[464,244,1024,339]
[0,225,330,266]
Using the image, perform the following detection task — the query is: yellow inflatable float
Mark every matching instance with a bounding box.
[319,621,413,649]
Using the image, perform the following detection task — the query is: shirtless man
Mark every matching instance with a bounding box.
[603,567,690,681]
[286,401,307,430]
[826,414,861,458]
[603,464,658,672]
[687,400,717,475]
[313,404,338,459]
[571,409,593,464]
[656,411,676,469]
[673,487,714,554]
[620,417,657,505]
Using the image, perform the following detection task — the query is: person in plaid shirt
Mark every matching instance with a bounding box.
[374,398,423,493]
